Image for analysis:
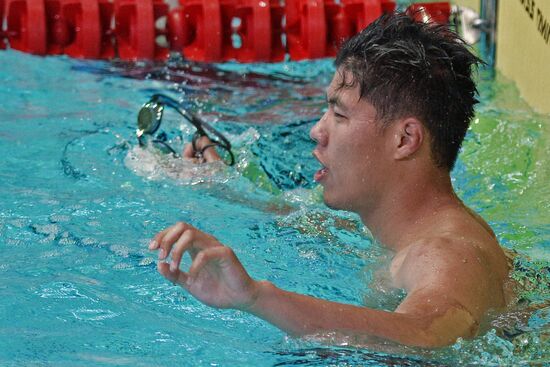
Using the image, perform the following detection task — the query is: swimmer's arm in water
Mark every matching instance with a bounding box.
[182,135,283,196]
[150,224,487,348]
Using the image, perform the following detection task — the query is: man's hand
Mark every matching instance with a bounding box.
[149,222,259,310]
[182,136,221,163]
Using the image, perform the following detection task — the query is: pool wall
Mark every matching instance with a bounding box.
[453,0,480,13]
[453,0,550,114]
[496,0,550,115]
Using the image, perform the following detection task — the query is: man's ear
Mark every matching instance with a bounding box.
[393,118,424,160]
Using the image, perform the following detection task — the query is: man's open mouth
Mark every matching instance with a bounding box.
[314,167,328,182]
[312,151,328,182]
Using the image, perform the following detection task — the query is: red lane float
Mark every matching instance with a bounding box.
[234,0,285,62]
[44,0,64,55]
[286,0,396,60]
[115,0,169,60]
[0,0,452,62]
[324,1,352,57]
[406,2,451,25]
[3,0,115,57]
[286,0,326,60]
[343,0,383,36]
[5,0,48,54]
[0,0,5,49]
[171,0,285,62]
[173,0,227,62]
[166,5,189,55]
[62,0,114,59]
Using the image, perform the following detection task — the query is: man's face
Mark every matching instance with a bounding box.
[310,69,392,213]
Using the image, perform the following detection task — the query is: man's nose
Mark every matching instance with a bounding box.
[310,112,328,146]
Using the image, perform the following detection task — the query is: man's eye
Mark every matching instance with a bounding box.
[328,105,346,120]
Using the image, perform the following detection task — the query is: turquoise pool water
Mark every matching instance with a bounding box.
[0,50,548,366]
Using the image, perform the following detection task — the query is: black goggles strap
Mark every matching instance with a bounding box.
[192,132,235,166]
[145,94,234,165]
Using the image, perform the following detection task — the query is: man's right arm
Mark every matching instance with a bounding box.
[151,223,487,347]
[247,238,494,347]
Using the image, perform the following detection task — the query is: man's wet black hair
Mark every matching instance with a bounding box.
[335,12,483,171]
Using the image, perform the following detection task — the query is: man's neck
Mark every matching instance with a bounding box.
[359,169,460,253]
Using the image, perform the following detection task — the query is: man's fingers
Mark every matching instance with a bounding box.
[194,136,222,163]
[158,222,192,260]
[169,229,195,272]
[188,246,231,281]
[149,227,170,250]
[152,222,221,263]
[157,262,190,287]
[152,222,225,286]
[149,223,188,253]
[201,145,221,162]
[182,143,195,159]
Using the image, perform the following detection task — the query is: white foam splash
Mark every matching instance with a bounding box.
[124,145,233,185]
[124,127,260,186]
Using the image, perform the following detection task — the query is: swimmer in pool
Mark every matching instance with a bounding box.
[148,13,511,347]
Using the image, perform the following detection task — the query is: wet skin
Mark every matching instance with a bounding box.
[149,69,510,348]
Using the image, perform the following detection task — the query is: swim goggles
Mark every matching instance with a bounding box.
[136,93,235,166]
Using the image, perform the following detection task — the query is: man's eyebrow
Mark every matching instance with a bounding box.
[325,93,348,111]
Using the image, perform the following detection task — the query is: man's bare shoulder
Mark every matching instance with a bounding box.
[440,206,509,280]
[393,224,509,320]
[395,205,509,284]
[395,235,493,288]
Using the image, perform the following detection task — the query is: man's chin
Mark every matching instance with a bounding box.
[322,193,349,212]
